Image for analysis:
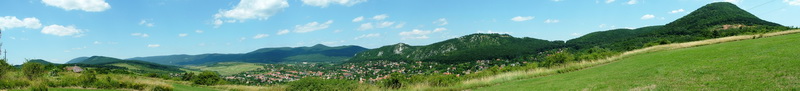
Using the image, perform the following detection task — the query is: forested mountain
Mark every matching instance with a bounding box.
[349,34,564,63]
[65,56,89,64]
[126,44,368,65]
[351,2,792,64]
[27,59,56,65]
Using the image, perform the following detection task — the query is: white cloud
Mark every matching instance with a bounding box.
[42,0,110,12]
[433,27,447,32]
[0,16,42,30]
[433,18,448,26]
[477,30,511,34]
[253,34,269,39]
[178,33,188,37]
[213,0,289,27]
[354,33,380,40]
[131,33,149,37]
[41,25,83,36]
[352,16,364,22]
[300,0,367,7]
[294,20,333,33]
[195,30,204,33]
[147,44,160,48]
[93,41,102,44]
[334,29,342,33]
[511,16,534,22]
[394,22,405,28]
[669,9,685,14]
[139,20,154,27]
[357,23,373,30]
[553,0,563,2]
[277,29,290,35]
[377,21,395,28]
[641,14,655,20]
[544,19,560,23]
[605,0,616,3]
[785,0,800,5]
[372,14,388,20]
[626,0,637,5]
[399,29,432,39]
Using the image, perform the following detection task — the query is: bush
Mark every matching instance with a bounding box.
[428,74,460,87]
[193,71,222,86]
[151,86,173,91]
[22,61,46,80]
[286,77,358,91]
[381,73,406,89]
[0,59,9,79]
[0,79,29,89]
[79,71,98,87]
[29,84,48,91]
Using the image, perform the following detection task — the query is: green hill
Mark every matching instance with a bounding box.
[478,32,800,90]
[26,59,56,65]
[126,44,368,65]
[74,56,185,73]
[66,56,90,64]
[349,33,564,63]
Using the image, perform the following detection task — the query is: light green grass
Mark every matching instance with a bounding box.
[10,88,120,91]
[172,83,218,91]
[185,62,264,76]
[477,33,800,90]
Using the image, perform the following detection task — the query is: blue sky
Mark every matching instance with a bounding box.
[1,0,799,65]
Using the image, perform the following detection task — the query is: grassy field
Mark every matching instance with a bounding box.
[184,62,265,76]
[476,33,800,90]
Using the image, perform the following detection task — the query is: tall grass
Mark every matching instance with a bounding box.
[419,29,800,90]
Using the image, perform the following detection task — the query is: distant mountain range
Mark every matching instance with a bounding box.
[103,44,368,65]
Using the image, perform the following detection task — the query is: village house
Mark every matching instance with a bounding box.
[64,66,83,73]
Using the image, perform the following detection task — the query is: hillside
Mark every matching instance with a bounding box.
[126,44,368,65]
[66,56,89,64]
[478,32,800,90]
[349,33,564,63]
[73,56,185,73]
[26,59,56,65]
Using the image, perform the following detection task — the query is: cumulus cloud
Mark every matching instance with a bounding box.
[511,16,534,22]
[277,29,290,35]
[433,28,447,32]
[605,0,616,3]
[294,20,333,33]
[786,0,800,5]
[195,30,204,33]
[626,0,637,5]
[42,0,110,12]
[213,0,289,27]
[41,25,83,36]
[253,34,269,39]
[477,30,511,34]
[354,33,380,40]
[544,19,560,23]
[641,14,655,20]
[147,44,160,48]
[433,18,448,26]
[669,9,685,14]
[131,33,149,37]
[372,14,388,20]
[301,0,367,7]
[377,21,395,28]
[352,16,364,22]
[357,23,373,30]
[178,33,188,37]
[399,29,432,39]
[139,20,154,27]
[394,22,405,28]
[0,16,42,30]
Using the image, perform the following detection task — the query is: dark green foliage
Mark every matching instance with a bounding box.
[541,50,575,67]
[428,74,460,87]
[662,2,781,36]
[193,71,222,86]
[66,56,90,64]
[0,59,10,79]
[74,56,185,74]
[382,73,406,89]
[577,47,617,61]
[350,34,564,64]
[0,79,29,89]
[286,77,359,91]
[22,60,46,80]
[127,44,368,65]
[181,72,195,81]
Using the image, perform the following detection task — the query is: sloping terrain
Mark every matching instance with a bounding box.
[127,44,367,65]
[478,32,800,90]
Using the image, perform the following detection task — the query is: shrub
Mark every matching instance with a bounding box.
[428,74,460,87]
[286,77,358,91]
[79,71,98,87]
[0,59,9,79]
[29,84,48,91]
[22,61,46,80]
[382,73,406,89]
[193,71,222,86]
[0,79,29,89]
[151,86,173,91]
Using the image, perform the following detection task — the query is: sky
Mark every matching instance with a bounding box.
[1,0,799,65]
